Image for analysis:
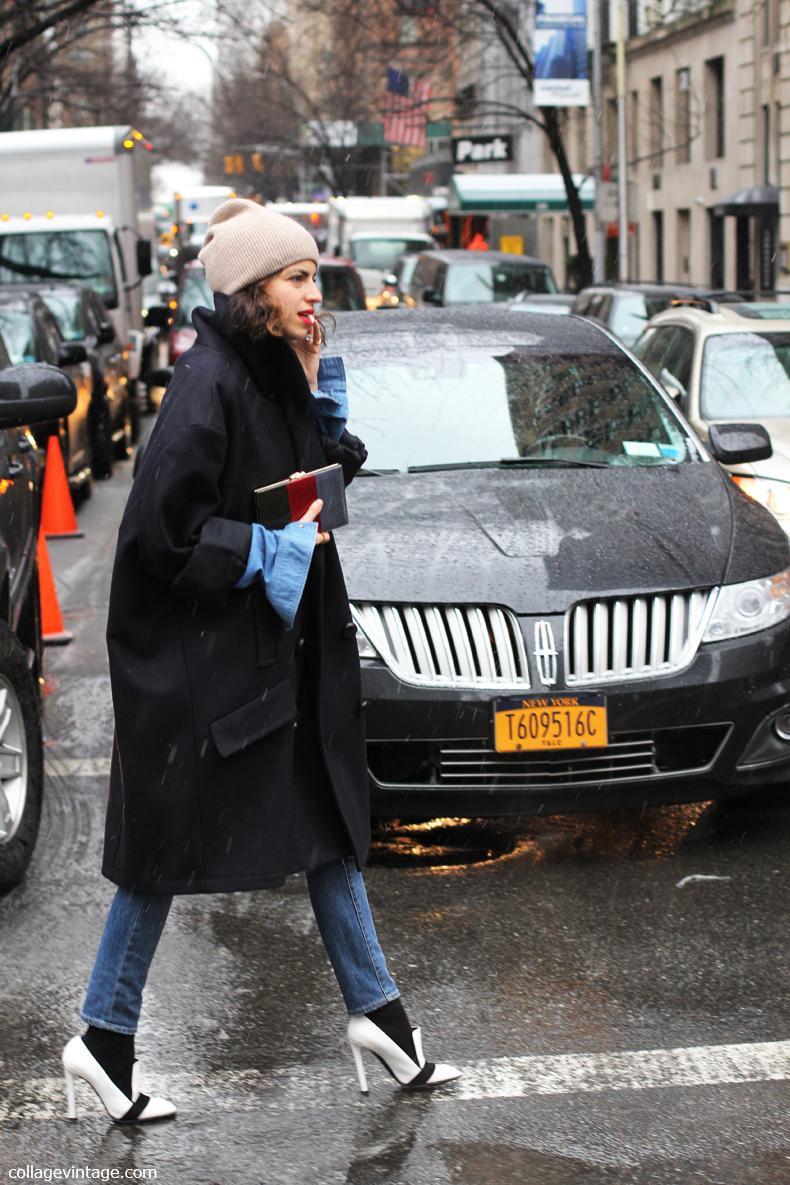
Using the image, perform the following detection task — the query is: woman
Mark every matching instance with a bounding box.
[62,199,460,1123]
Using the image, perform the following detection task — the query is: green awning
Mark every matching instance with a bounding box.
[449,172,595,213]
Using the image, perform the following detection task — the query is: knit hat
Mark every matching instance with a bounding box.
[198,198,320,294]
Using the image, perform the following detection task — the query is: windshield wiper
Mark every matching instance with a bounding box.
[0,254,101,282]
[407,458,610,473]
[357,467,400,476]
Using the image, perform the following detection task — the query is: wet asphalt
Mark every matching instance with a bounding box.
[0,417,788,1185]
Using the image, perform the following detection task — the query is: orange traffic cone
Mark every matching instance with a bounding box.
[41,435,83,538]
[37,527,73,646]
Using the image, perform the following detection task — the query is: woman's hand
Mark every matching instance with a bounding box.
[290,473,330,545]
[289,324,321,392]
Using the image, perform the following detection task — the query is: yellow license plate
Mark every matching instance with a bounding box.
[493,694,608,752]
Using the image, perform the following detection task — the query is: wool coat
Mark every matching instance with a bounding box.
[102,295,370,894]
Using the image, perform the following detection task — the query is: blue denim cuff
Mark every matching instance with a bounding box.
[235,521,317,629]
[313,356,348,442]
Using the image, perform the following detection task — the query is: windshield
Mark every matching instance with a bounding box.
[351,238,432,271]
[0,230,117,307]
[444,262,558,305]
[701,332,790,418]
[342,347,692,472]
[176,268,212,327]
[0,305,36,364]
[40,290,85,341]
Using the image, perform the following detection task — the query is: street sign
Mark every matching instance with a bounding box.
[452,134,513,165]
[596,180,618,223]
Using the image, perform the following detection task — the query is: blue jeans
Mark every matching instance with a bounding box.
[82,858,400,1035]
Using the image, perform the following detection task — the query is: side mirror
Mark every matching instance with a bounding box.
[0,364,76,428]
[97,320,115,346]
[422,286,439,305]
[144,305,172,330]
[709,422,772,464]
[136,239,153,278]
[57,342,88,366]
[148,367,173,389]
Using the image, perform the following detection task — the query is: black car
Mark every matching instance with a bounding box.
[0,289,94,496]
[571,283,744,348]
[33,283,134,477]
[329,308,790,817]
[408,249,558,308]
[0,357,76,891]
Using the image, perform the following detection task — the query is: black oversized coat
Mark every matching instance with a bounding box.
[101,296,370,894]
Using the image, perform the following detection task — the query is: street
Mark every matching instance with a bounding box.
[0,432,787,1184]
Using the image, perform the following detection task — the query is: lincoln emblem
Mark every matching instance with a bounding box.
[533,620,558,686]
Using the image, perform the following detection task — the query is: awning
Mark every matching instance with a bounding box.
[712,185,779,218]
[448,172,595,213]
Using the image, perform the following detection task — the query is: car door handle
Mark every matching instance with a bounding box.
[6,461,23,478]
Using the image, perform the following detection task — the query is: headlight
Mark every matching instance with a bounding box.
[703,568,790,642]
[731,475,790,518]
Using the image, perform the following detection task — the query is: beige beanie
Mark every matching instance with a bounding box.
[198,198,320,294]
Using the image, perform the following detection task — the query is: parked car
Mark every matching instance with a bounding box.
[316,256,366,311]
[407,250,558,308]
[33,283,135,476]
[571,283,744,347]
[510,293,576,315]
[0,289,93,498]
[0,360,76,892]
[327,307,790,817]
[632,300,790,535]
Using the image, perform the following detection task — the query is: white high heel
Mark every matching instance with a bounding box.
[62,1036,176,1123]
[347,1015,461,1092]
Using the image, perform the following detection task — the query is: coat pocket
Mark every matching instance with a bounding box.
[210,678,296,757]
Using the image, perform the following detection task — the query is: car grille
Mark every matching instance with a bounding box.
[565,589,716,685]
[351,603,531,689]
[367,725,730,788]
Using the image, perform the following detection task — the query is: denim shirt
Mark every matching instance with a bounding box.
[234,357,348,628]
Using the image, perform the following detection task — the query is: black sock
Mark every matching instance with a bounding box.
[82,1025,135,1099]
[365,999,416,1060]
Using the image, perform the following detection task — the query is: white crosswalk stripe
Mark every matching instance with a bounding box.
[2,1039,788,1123]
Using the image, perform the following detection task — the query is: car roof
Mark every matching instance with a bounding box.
[318,256,358,269]
[419,249,550,266]
[648,301,790,333]
[576,282,742,298]
[326,306,622,362]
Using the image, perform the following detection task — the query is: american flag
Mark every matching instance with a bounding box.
[384,67,432,147]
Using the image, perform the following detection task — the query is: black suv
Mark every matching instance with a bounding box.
[571,284,745,348]
[0,353,76,892]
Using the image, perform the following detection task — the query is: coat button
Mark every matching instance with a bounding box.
[343,622,357,639]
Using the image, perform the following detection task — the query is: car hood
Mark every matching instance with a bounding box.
[337,463,787,613]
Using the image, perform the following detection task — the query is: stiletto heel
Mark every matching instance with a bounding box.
[346,1016,460,1091]
[349,1040,369,1093]
[62,1037,176,1124]
[64,1067,77,1120]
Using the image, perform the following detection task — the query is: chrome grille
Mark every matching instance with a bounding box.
[437,737,656,784]
[566,589,716,685]
[351,603,530,689]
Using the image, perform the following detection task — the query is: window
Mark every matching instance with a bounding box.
[677,209,691,279]
[676,68,691,164]
[650,76,664,161]
[705,57,725,159]
[0,305,37,364]
[443,261,557,305]
[662,328,696,404]
[653,211,664,282]
[701,332,790,418]
[0,229,118,307]
[39,289,86,341]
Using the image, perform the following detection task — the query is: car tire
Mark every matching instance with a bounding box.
[90,399,114,480]
[0,624,44,894]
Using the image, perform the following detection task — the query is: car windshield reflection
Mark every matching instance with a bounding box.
[343,348,693,473]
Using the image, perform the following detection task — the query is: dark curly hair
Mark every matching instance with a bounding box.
[229,276,331,342]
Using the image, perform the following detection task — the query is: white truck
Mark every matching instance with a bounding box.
[0,125,155,398]
[326,196,434,306]
[174,184,236,250]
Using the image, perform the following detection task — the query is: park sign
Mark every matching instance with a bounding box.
[452,135,513,165]
[534,0,590,108]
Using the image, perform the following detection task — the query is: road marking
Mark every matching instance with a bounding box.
[2,1039,787,1122]
[45,757,111,778]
